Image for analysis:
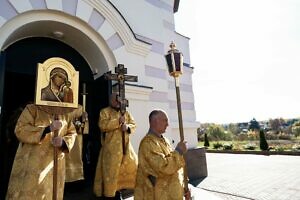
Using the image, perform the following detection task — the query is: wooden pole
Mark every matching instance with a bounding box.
[52,115,58,200]
[175,77,184,141]
[174,77,189,192]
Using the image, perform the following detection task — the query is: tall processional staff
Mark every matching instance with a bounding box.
[6,57,79,200]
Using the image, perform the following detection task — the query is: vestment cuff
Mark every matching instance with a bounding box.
[41,126,51,140]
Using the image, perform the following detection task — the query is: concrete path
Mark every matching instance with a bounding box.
[124,184,223,200]
[64,153,300,200]
[194,153,300,200]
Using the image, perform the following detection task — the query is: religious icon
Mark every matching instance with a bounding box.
[35,57,79,108]
[41,67,74,103]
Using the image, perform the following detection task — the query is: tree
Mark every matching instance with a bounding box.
[227,123,241,135]
[292,120,300,137]
[259,130,269,151]
[206,124,233,141]
[269,118,284,133]
[204,133,210,147]
[197,123,210,141]
[249,118,260,131]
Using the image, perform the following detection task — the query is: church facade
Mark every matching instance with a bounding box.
[0,0,199,149]
[0,0,202,197]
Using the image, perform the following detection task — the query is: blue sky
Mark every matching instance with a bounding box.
[175,0,300,124]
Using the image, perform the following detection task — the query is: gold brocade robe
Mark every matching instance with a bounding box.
[6,104,77,200]
[93,107,138,197]
[65,105,89,182]
[134,133,185,200]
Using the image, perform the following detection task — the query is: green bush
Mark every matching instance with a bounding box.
[278,133,291,140]
[275,146,285,151]
[236,133,248,141]
[206,124,233,141]
[292,144,300,151]
[223,143,233,150]
[243,143,257,150]
[259,130,269,151]
[247,130,259,141]
[213,142,223,149]
[265,131,278,140]
[204,133,210,147]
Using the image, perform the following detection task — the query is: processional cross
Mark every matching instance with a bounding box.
[104,64,138,155]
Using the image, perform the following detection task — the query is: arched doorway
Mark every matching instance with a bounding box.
[0,37,109,198]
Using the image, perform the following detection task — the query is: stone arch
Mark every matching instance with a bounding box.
[0,0,151,77]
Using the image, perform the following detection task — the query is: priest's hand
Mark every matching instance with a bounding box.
[82,112,88,122]
[175,141,188,155]
[50,120,62,132]
[52,136,63,147]
[119,116,125,124]
[121,123,128,132]
[184,188,191,200]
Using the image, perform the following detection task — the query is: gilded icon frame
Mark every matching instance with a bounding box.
[35,57,79,108]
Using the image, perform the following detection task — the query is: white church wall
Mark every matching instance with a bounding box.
[108,0,200,148]
[110,0,172,42]
[97,20,117,41]
[0,16,6,27]
[168,87,196,104]
[112,46,146,83]
[172,33,191,65]
[76,0,94,22]
[44,0,63,11]
[144,52,166,68]
[8,0,32,12]
[111,40,174,151]
[170,127,199,148]
[0,0,200,150]
[178,68,194,85]
[125,84,153,152]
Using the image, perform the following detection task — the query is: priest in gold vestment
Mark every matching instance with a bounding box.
[134,109,188,200]
[65,104,89,183]
[94,93,138,199]
[6,104,77,200]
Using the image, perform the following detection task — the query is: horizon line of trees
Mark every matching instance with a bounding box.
[198,117,300,142]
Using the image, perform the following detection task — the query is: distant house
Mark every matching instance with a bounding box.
[238,122,249,132]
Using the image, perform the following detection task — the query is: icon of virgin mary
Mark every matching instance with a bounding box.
[41,67,74,103]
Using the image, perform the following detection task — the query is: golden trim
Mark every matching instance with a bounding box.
[35,57,79,108]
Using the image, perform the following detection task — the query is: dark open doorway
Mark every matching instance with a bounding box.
[0,37,109,199]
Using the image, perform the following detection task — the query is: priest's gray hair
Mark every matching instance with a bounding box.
[149,109,167,122]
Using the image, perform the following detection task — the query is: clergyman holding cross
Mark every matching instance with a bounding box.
[93,92,138,199]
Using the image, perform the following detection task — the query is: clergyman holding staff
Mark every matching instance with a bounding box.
[6,57,79,200]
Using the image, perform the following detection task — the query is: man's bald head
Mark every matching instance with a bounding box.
[149,109,169,135]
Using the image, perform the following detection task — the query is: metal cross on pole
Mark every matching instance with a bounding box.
[104,64,138,155]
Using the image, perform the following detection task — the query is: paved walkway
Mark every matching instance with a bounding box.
[123,184,223,200]
[193,153,300,200]
[65,153,300,200]
[64,183,223,200]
